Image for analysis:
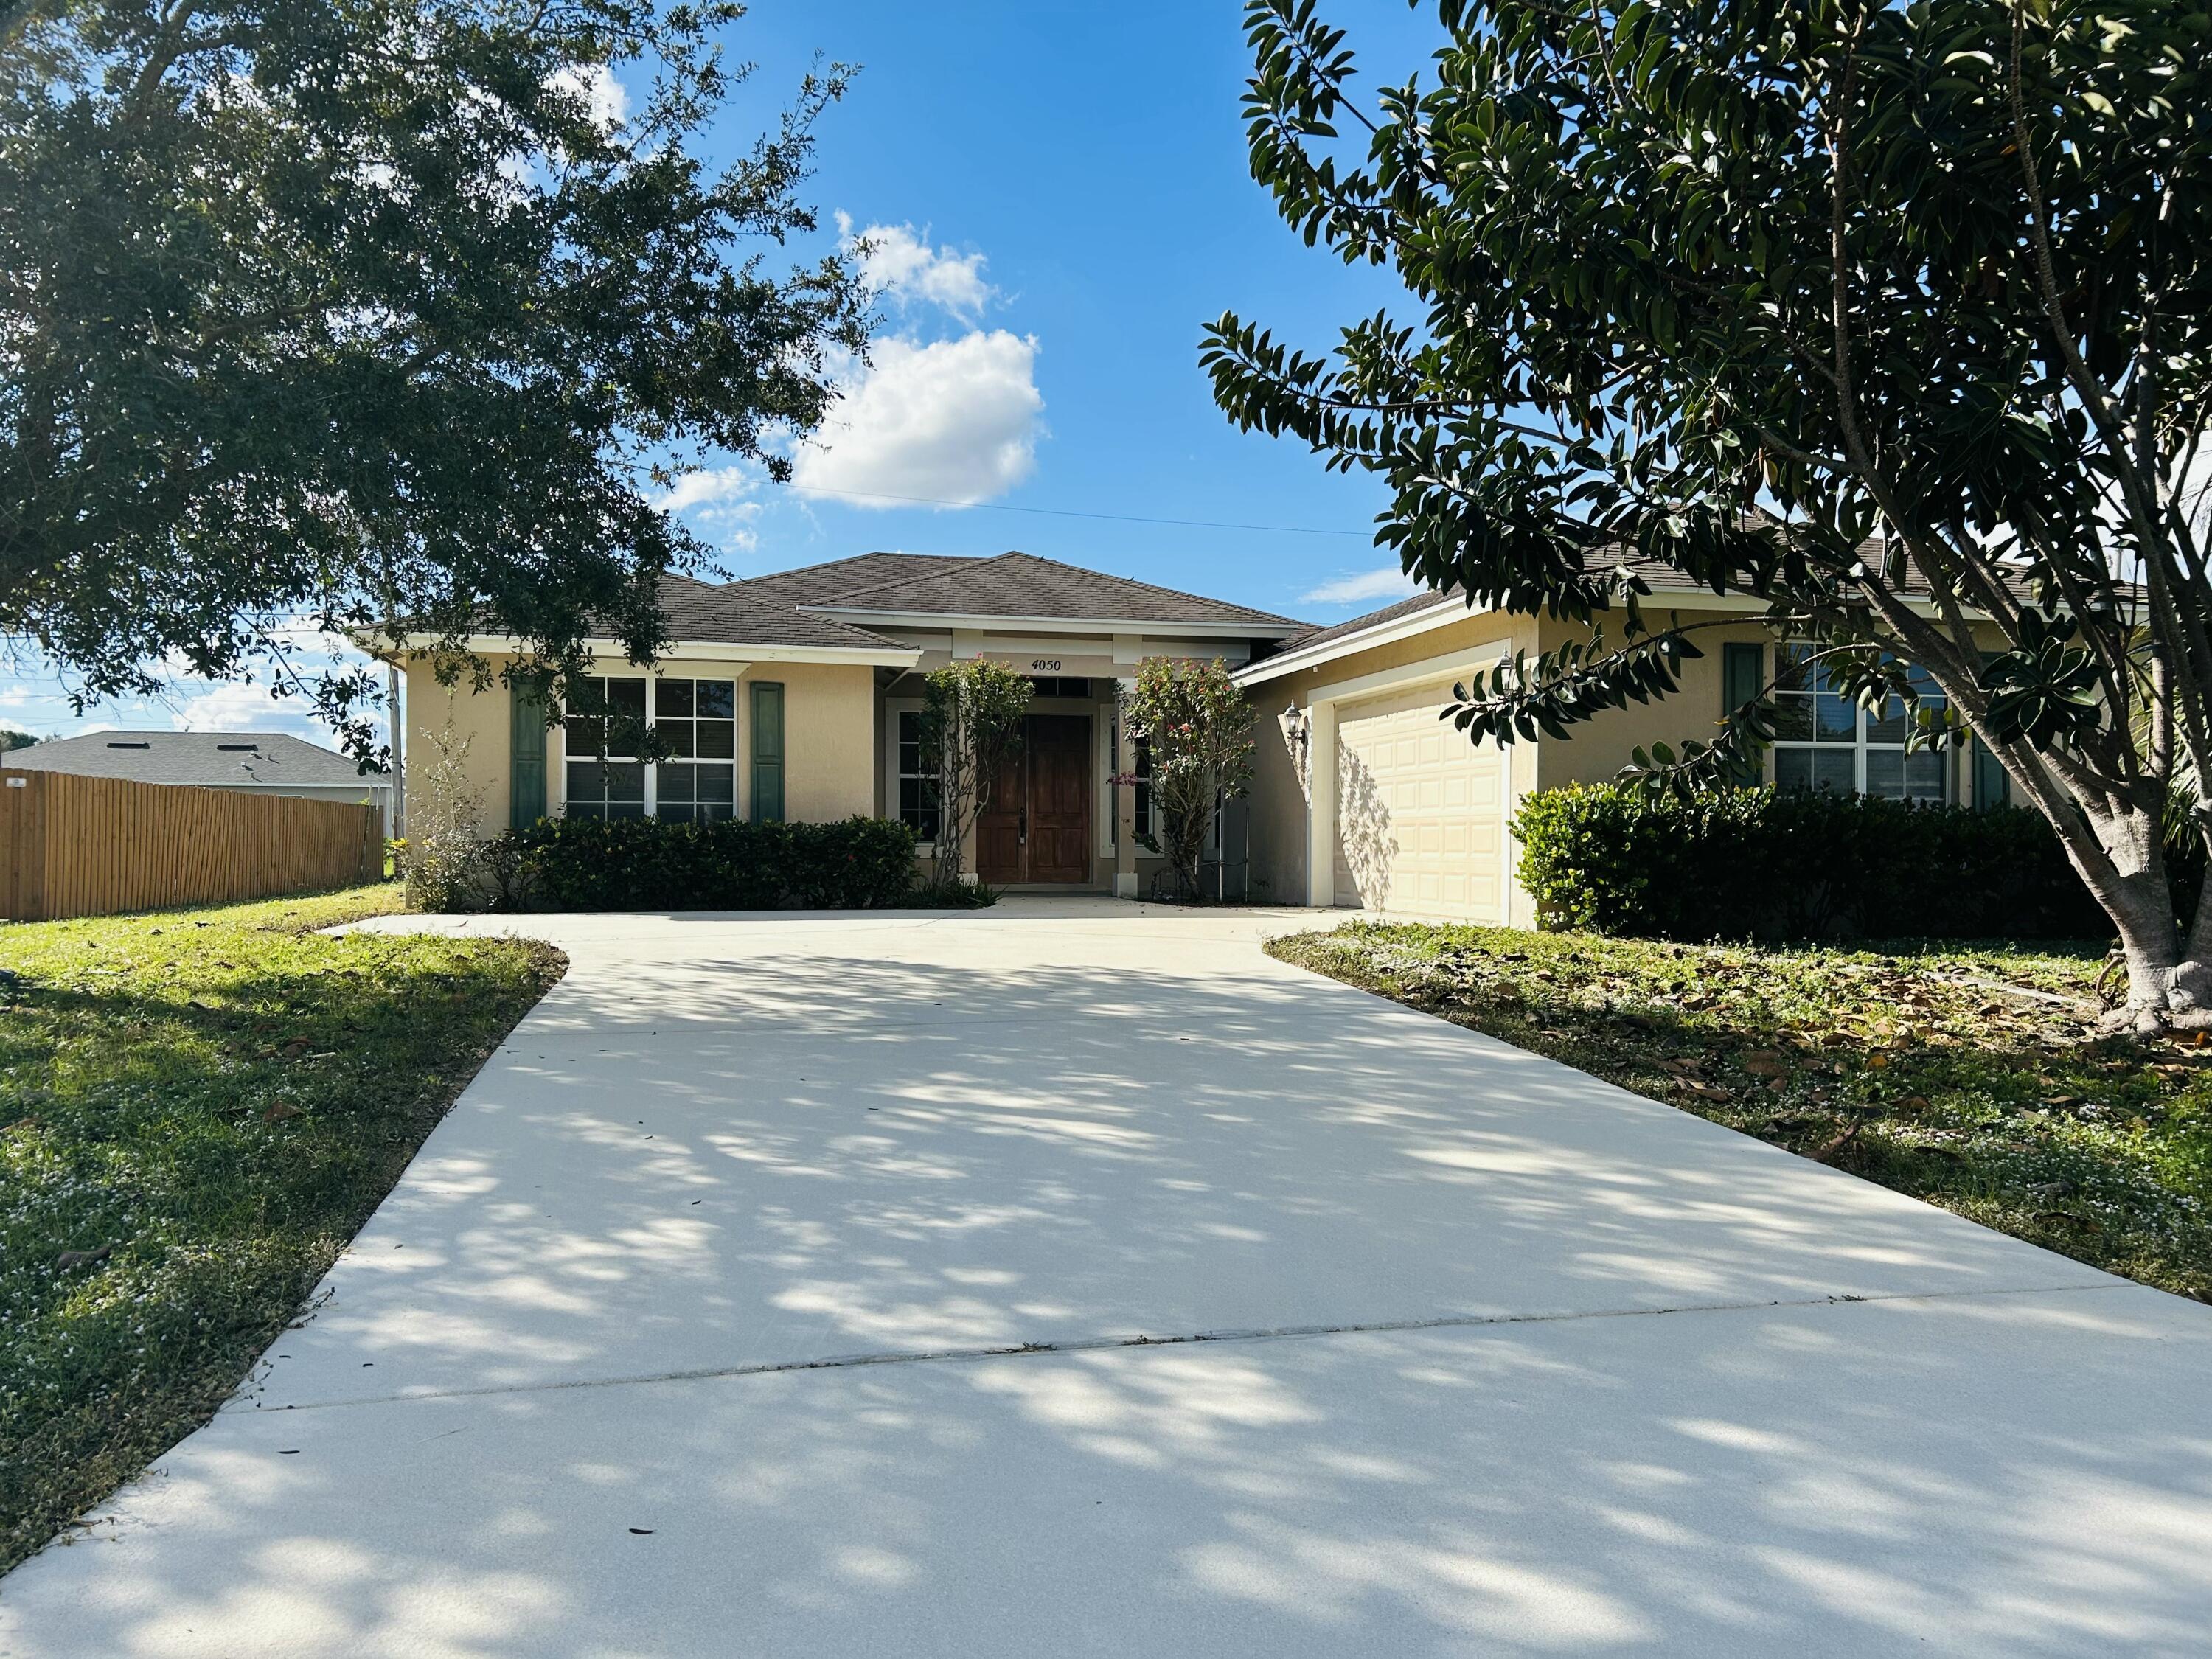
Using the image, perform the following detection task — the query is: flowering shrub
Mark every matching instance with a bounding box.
[1118,657,1255,900]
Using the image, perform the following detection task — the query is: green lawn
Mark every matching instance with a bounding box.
[1271,922,2212,1304]
[0,886,563,1572]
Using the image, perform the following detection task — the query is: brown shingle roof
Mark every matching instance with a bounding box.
[799,550,1305,630]
[728,553,973,608]
[653,574,912,651]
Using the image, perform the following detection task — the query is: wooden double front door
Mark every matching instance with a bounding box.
[978,714,1092,885]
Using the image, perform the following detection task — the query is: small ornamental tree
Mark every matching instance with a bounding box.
[917,661,1032,885]
[1208,0,2212,1029]
[1119,657,1256,900]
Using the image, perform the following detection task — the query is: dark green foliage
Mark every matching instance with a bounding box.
[0,730,35,752]
[0,0,868,759]
[1508,782,2202,942]
[507,815,920,912]
[1210,0,2212,988]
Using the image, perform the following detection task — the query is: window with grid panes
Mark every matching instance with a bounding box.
[1772,644,1949,801]
[563,676,647,817]
[653,678,737,821]
[895,709,941,842]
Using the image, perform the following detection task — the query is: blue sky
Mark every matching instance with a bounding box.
[1,1,1441,746]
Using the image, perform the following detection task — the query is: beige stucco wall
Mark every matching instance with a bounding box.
[398,653,876,838]
[1531,611,1773,790]
[772,661,874,822]
[403,658,517,840]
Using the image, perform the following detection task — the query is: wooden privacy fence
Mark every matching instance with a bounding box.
[0,771,384,922]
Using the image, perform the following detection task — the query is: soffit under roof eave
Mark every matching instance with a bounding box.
[1233,586,1983,687]
[375,633,922,667]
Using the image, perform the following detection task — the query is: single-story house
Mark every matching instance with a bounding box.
[388,552,1301,895]
[1236,558,2014,926]
[1,731,394,835]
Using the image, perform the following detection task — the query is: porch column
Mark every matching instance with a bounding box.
[1113,678,1138,899]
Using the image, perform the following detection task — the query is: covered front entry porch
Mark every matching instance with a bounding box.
[877,674,1147,896]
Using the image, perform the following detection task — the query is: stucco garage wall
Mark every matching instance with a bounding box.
[1242,607,1540,924]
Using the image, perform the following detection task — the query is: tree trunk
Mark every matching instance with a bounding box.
[2053,798,2212,1032]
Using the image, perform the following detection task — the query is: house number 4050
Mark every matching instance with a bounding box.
[1030,658,1062,672]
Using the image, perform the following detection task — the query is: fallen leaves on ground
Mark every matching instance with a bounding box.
[1269,920,2211,1307]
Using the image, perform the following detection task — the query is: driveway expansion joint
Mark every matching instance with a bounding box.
[245,1278,2129,1416]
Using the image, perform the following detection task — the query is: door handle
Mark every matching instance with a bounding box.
[1018,807,1027,844]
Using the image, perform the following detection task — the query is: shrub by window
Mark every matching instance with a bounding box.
[507,815,919,912]
[1509,783,2193,942]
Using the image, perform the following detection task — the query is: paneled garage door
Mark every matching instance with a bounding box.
[1332,681,1509,922]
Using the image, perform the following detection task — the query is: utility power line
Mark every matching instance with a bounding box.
[776,482,1374,537]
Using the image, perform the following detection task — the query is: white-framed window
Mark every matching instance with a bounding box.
[653,678,737,822]
[894,706,941,844]
[1772,644,1950,802]
[563,675,647,818]
[563,675,736,820]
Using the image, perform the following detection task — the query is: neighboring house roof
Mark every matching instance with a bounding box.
[1,731,389,789]
[792,550,1307,633]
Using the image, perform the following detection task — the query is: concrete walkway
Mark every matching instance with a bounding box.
[4,900,2209,1656]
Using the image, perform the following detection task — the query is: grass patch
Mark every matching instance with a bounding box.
[1270,922,2212,1304]
[0,886,563,1571]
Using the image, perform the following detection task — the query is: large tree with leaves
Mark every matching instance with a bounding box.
[1206,0,2212,1029]
[1,0,866,757]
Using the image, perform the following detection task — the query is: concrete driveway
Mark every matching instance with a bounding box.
[5,900,2210,1657]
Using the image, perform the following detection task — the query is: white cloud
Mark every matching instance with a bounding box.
[1301,566,1419,606]
[838,214,995,321]
[793,332,1043,506]
[551,62,628,131]
[657,465,764,550]
[658,467,754,514]
[170,682,301,733]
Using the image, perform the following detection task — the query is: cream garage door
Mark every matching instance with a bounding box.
[1332,681,1509,922]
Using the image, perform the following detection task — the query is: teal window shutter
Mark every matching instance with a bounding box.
[750,681,785,823]
[509,686,547,828]
[1720,642,1764,790]
[1972,738,2010,810]
[1722,641,1763,712]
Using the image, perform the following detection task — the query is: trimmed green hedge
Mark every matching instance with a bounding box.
[504,815,920,911]
[1509,784,2166,941]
